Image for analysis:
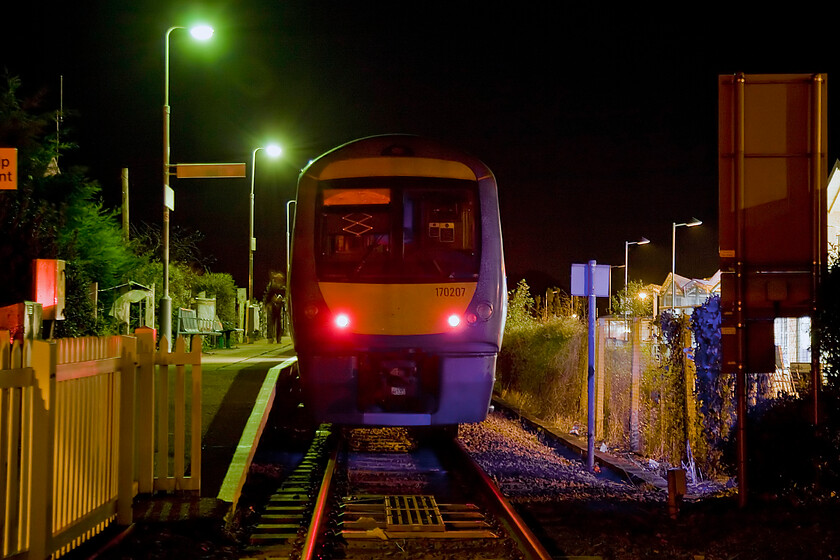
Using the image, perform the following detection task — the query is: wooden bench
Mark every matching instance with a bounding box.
[177,307,222,349]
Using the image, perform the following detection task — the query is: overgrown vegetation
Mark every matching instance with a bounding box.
[0,73,239,340]
[497,279,586,425]
[498,276,840,493]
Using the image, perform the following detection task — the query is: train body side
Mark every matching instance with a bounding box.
[288,135,506,425]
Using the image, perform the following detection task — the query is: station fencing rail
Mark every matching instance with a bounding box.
[0,329,202,559]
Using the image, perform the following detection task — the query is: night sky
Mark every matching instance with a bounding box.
[4,3,839,298]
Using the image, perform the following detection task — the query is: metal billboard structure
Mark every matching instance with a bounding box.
[718,73,828,504]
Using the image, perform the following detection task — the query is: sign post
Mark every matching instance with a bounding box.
[572,261,611,471]
[719,73,827,506]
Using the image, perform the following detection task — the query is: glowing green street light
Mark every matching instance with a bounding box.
[161,24,214,348]
[247,144,282,342]
[189,24,214,41]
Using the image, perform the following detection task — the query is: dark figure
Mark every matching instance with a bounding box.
[263,271,286,343]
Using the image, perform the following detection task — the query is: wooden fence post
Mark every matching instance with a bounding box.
[28,339,56,560]
[630,318,642,453]
[117,336,137,525]
[595,317,606,440]
[134,328,156,494]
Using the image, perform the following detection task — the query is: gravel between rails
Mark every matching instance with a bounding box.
[458,411,663,504]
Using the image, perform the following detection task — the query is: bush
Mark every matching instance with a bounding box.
[498,279,586,421]
[193,272,237,324]
[723,390,840,496]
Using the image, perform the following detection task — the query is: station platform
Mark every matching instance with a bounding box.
[130,337,297,525]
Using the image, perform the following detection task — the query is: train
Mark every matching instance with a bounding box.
[288,134,506,426]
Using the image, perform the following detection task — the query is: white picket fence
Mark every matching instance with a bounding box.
[0,329,202,559]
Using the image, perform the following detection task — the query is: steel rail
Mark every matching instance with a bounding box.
[453,439,553,560]
[300,439,340,560]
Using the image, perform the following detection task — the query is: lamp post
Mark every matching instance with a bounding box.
[286,199,296,274]
[624,237,650,299]
[247,144,282,342]
[624,237,650,337]
[671,218,703,313]
[161,24,213,348]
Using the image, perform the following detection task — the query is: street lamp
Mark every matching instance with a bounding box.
[161,23,213,348]
[286,199,296,274]
[671,218,702,313]
[624,237,650,298]
[247,144,282,342]
[624,237,650,336]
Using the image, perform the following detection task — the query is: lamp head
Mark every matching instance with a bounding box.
[265,144,283,158]
[189,25,214,41]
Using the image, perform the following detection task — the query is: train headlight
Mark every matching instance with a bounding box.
[475,302,494,321]
[447,314,461,328]
[334,313,351,329]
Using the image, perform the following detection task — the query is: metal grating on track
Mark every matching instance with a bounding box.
[341,494,497,539]
[385,495,445,532]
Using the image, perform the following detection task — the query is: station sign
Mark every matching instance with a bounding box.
[571,262,611,297]
[175,163,246,179]
[1,148,17,190]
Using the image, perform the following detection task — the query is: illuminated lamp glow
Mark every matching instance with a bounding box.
[189,24,214,41]
[447,314,461,328]
[466,312,478,325]
[334,313,351,329]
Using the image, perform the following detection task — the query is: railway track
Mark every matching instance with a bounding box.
[242,425,552,560]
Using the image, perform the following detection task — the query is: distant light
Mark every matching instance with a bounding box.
[190,25,214,41]
[639,292,648,299]
[334,313,350,329]
[447,314,461,328]
[266,144,282,158]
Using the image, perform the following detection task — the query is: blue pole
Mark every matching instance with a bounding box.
[587,259,596,472]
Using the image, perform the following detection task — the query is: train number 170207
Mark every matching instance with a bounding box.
[435,287,466,297]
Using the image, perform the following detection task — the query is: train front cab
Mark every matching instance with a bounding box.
[290,136,506,426]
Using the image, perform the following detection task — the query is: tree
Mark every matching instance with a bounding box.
[0,74,61,304]
[0,74,140,335]
[611,279,654,318]
[506,279,536,330]
[816,247,840,391]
